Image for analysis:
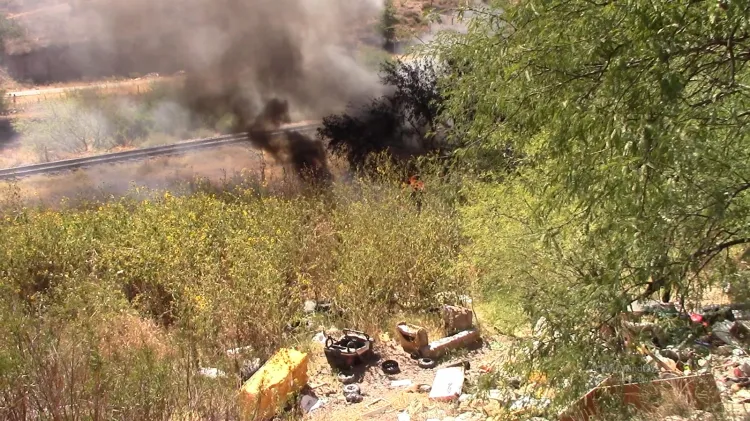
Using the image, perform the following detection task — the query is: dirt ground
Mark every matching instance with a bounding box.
[296,306,514,421]
[304,335,508,421]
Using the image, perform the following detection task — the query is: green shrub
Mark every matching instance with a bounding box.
[0,175,465,419]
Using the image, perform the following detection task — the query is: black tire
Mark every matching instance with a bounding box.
[381,360,400,375]
[418,358,438,369]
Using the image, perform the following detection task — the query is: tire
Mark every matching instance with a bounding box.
[338,372,356,384]
[418,358,438,369]
[343,384,361,395]
[381,360,400,375]
[345,393,363,403]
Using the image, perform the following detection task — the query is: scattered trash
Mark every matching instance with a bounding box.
[422,328,481,359]
[345,393,364,403]
[391,379,413,388]
[691,313,705,324]
[443,359,471,371]
[458,393,473,403]
[312,332,327,344]
[343,384,361,395]
[418,357,438,369]
[712,320,743,347]
[560,373,721,421]
[429,366,465,401]
[338,372,357,384]
[324,329,374,370]
[317,301,333,313]
[509,396,550,412]
[227,345,253,357]
[381,360,401,375]
[198,367,226,379]
[396,322,430,354]
[238,348,309,421]
[623,321,669,348]
[397,412,411,421]
[361,402,392,418]
[304,300,317,313]
[300,394,324,413]
[240,358,263,383]
[628,300,677,316]
[443,305,474,336]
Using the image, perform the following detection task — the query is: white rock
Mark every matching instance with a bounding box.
[397,412,411,421]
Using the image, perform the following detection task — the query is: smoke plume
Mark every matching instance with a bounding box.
[15,0,386,177]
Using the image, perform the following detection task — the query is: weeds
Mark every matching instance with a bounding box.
[0,174,464,420]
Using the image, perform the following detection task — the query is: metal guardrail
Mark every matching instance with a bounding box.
[0,124,320,180]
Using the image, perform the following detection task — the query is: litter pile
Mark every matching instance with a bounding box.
[229,304,484,421]
[203,299,750,420]
[560,301,750,420]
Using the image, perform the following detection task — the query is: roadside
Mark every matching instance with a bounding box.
[4,73,182,107]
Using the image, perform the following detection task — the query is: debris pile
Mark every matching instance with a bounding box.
[557,301,750,420]
[395,305,482,360]
[218,299,750,421]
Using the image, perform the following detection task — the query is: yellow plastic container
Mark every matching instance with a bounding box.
[238,348,309,421]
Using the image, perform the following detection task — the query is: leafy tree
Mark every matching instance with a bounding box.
[380,0,399,52]
[320,59,448,168]
[435,0,750,403]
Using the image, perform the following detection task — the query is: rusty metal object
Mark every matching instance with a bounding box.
[396,322,429,354]
[324,329,374,370]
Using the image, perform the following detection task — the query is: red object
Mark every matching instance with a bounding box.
[408,175,425,191]
[690,313,704,323]
[734,367,744,378]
